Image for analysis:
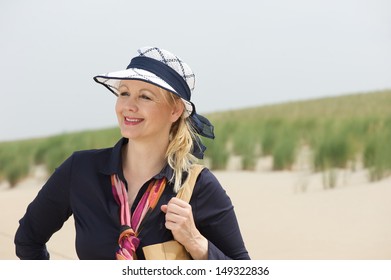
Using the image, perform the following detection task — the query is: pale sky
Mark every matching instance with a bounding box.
[1,0,390,141]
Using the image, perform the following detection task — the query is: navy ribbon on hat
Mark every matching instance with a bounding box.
[127,56,215,159]
[128,57,192,102]
[189,113,215,159]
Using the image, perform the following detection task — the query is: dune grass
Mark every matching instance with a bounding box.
[203,89,391,182]
[1,89,391,187]
[0,128,121,186]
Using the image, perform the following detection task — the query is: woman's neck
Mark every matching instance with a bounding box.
[122,138,169,181]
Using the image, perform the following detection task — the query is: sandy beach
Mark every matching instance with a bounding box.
[1,167,390,260]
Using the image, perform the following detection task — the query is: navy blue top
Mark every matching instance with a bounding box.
[14,138,250,260]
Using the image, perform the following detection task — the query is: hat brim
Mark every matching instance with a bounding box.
[94,68,193,116]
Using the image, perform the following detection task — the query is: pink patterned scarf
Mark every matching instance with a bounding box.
[111,175,167,260]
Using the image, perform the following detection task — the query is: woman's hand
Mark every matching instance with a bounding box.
[161,197,208,260]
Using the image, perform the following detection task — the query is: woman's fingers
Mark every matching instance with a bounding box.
[160,204,168,213]
[161,198,194,234]
[161,197,208,259]
[162,198,192,227]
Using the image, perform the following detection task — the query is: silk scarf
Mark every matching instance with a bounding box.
[111,174,167,260]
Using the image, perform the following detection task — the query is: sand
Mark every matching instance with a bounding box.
[1,167,390,260]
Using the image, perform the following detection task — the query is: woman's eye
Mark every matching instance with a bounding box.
[140,94,152,100]
[119,92,130,97]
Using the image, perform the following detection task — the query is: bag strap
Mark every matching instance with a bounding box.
[176,164,205,203]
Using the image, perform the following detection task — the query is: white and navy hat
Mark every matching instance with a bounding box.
[93,46,215,158]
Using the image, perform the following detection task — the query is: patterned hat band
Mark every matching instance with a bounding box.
[127,56,192,103]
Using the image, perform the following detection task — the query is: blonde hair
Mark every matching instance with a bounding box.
[160,89,199,192]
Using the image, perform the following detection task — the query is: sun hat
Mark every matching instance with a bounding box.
[93,46,215,158]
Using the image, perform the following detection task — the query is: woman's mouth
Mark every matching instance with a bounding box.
[124,117,144,125]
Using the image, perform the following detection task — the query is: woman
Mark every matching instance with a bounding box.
[14,46,250,260]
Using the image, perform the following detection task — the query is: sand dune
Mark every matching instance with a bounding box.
[1,168,390,260]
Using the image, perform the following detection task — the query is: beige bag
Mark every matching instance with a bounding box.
[142,164,205,260]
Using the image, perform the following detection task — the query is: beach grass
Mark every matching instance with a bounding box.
[203,89,391,184]
[1,89,391,187]
[0,128,121,187]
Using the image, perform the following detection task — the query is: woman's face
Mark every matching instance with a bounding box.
[115,80,183,142]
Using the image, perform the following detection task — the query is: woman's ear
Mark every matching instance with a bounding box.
[170,101,185,123]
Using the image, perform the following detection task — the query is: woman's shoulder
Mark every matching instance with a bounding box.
[193,166,226,197]
[196,166,219,184]
[57,146,115,173]
[190,166,235,221]
[72,146,113,159]
[70,138,125,164]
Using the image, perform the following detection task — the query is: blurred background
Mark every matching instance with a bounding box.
[0,0,390,142]
[1,0,391,260]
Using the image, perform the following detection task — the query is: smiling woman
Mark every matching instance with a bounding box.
[14,46,250,260]
[115,80,181,143]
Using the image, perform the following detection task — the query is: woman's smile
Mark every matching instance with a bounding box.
[123,117,144,126]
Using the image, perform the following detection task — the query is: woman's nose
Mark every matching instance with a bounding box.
[123,96,138,112]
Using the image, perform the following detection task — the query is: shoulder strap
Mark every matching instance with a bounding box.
[176,164,205,203]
